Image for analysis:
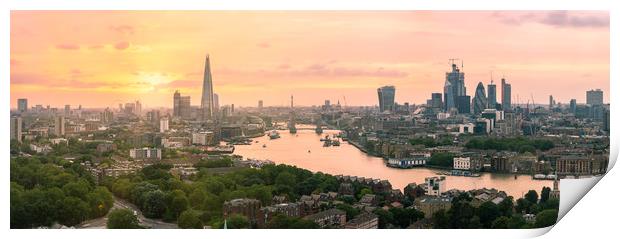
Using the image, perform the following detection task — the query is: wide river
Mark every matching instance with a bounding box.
[233,128,552,198]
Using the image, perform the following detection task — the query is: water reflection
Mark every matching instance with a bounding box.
[234,129,553,198]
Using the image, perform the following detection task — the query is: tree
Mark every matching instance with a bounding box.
[432,210,450,229]
[540,187,551,203]
[107,209,141,229]
[336,203,360,220]
[226,214,250,229]
[525,190,539,204]
[188,189,206,209]
[169,193,189,219]
[478,201,501,228]
[58,196,90,226]
[498,196,514,217]
[534,209,558,228]
[515,198,531,214]
[491,216,510,229]
[178,210,203,229]
[142,190,167,218]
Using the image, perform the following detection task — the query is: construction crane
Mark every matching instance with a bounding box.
[448,58,463,68]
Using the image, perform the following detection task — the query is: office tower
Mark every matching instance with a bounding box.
[101,107,114,123]
[457,95,471,114]
[443,63,466,111]
[603,107,610,133]
[501,78,511,111]
[586,89,603,106]
[147,110,160,125]
[431,93,443,108]
[55,116,66,136]
[173,90,181,117]
[231,104,235,114]
[213,93,219,112]
[17,98,28,112]
[64,105,71,115]
[570,99,577,114]
[173,90,191,119]
[159,118,169,133]
[549,95,554,109]
[377,85,396,113]
[258,100,263,109]
[487,81,497,109]
[473,82,487,115]
[118,103,123,112]
[10,116,23,142]
[135,100,142,116]
[201,55,215,119]
[124,102,136,115]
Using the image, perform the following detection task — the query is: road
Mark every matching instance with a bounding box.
[78,196,178,229]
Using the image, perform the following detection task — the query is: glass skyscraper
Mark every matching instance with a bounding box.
[377,86,396,113]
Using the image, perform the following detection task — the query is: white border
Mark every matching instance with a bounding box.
[1,1,617,239]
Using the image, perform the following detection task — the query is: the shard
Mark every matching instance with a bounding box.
[201,54,215,119]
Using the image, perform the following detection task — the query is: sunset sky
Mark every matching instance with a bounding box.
[10,11,609,109]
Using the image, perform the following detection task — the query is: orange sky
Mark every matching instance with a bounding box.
[10,11,609,108]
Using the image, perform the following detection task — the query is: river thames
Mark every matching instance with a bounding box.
[233,128,553,198]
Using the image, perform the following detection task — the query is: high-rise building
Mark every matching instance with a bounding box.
[457,95,471,114]
[10,116,22,142]
[101,108,114,123]
[173,90,191,119]
[159,118,169,133]
[570,99,577,114]
[147,110,160,125]
[377,85,396,113]
[549,95,555,109]
[473,82,487,115]
[258,100,263,109]
[201,55,215,119]
[586,89,603,106]
[501,78,512,111]
[213,93,219,112]
[54,116,66,136]
[443,63,466,111]
[17,98,28,112]
[487,81,497,109]
[64,105,71,115]
[135,100,142,116]
[431,93,443,108]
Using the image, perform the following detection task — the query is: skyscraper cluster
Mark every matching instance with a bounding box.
[443,63,466,111]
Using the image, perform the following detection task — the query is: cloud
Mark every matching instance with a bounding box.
[114,41,130,50]
[217,63,409,79]
[540,11,609,28]
[257,42,271,48]
[56,43,80,50]
[89,44,104,50]
[494,11,609,28]
[109,25,135,35]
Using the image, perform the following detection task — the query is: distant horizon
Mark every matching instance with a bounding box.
[11,11,610,108]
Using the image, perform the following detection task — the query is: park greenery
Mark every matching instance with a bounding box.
[465,137,554,153]
[432,187,559,229]
[104,163,345,228]
[107,209,142,229]
[10,156,114,228]
[426,152,455,168]
[409,137,453,148]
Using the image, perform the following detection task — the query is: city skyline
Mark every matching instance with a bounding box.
[10,11,610,108]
